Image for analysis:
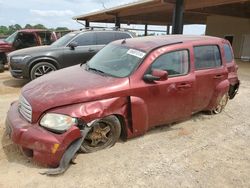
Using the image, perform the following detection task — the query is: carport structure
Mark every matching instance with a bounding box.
[73,0,250,59]
[73,0,250,34]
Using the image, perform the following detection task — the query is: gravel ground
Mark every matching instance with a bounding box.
[0,61,249,188]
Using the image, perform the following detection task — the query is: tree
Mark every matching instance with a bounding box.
[33,24,47,29]
[0,26,8,35]
[55,27,69,31]
[14,24,22,30]
[24,24,32,29]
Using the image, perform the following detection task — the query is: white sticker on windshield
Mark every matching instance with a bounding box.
[127,49,146,59]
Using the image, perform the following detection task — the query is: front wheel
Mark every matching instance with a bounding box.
[80,116,121,153]
[30,62,57,80]
[212,93,229,114]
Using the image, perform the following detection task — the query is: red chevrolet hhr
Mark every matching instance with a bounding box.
[6,35,239,167]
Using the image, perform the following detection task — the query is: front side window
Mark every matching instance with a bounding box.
[73,32,96,46]
[150,50,189,76]
[37,32,53,45]
[224,44,233,63]
[51,32,78,47]
[194,45,222,70]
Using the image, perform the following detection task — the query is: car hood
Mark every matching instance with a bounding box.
[8,45,53,56]
[22,65,130,122]
[0,40,7,45]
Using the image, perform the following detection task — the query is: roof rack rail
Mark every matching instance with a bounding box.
[80,26,129,32]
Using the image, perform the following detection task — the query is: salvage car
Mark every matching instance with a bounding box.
[6,35,239,169]
[0,29,57,72]
[8,30,134,80]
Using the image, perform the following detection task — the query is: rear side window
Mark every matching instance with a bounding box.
[224,44,233,63]
[96,32,115,45]
[115,33,131,40]
[151,50,189,76]
[194,45,222,70]
[73,32,96,46]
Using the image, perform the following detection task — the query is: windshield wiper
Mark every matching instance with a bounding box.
[85,63,106,75]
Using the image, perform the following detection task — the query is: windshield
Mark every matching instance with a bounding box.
[87,44,146,77]
[4,31,18,43]
[51,32,78,47]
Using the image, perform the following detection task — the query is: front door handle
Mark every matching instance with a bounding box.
[177,83,191,89]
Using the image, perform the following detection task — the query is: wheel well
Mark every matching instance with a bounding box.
[114,114,128,141]
[29,59,58,76]
[0,52,7,64]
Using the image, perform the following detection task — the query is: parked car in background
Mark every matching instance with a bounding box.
[0,29,57,72]
[6,35,239,167]
[8,29,134,80]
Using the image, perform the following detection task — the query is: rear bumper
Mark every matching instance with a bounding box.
[228,74,240,99]
[6,102,81,167]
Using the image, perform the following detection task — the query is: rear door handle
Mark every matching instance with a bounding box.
[214,75,223,79]
[177,83,191,89]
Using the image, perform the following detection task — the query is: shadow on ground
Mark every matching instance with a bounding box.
[3,78,29,88]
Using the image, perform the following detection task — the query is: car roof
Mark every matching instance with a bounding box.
[71,29,133,35]
[19,29,50,33]
[112,35,224,52]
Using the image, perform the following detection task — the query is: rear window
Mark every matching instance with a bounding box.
[224,44,233,63]
[96,32,115,45]
[194,45,222,70]
[115,33,131,40]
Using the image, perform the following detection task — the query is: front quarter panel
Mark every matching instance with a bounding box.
[48,96,130,131]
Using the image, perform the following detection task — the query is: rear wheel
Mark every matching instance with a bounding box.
[212,93,229,114]
[80,116,121,153]
[30,62,57,80]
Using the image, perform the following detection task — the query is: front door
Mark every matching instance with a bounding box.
[62,32,98,68]
[131,49,194,129]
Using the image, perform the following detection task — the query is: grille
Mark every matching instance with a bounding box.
[18,95,32,123]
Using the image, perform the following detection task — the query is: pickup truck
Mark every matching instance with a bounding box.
[0,29,57,72]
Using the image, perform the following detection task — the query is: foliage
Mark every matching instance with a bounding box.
[0,24,70,37]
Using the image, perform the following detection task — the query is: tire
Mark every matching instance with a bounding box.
[30,62,57,80]
[212,93,229,114]
[80,115,121,153]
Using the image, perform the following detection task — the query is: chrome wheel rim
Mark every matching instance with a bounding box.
[34,65,55,78]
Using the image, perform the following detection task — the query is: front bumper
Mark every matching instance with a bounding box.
[9,60,30,79]
[6,102,81,167]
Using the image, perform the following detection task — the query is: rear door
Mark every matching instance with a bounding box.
[192,45,228,112]
[62,32,97,68]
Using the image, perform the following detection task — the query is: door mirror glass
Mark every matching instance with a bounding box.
[144,69,168,82]
[68,41,78,50]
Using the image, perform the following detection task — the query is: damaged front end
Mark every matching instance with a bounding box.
[41,120,95,175]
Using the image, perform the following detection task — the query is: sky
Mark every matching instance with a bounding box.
[0,0,206,35]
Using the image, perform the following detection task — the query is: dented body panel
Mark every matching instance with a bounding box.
[6,35,240,167]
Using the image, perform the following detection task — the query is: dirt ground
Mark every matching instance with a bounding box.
[0,61,249,188]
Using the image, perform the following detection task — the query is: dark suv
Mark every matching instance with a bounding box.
[8,30,134,80]
[0,29,57,72]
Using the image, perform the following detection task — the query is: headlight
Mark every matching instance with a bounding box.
[40,113,77,133]
[11,55,31,63]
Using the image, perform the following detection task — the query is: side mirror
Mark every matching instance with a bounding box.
[143,69,168,82]
[68,41,78,50]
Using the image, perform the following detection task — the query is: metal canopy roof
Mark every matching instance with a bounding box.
[73,0,250,25]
